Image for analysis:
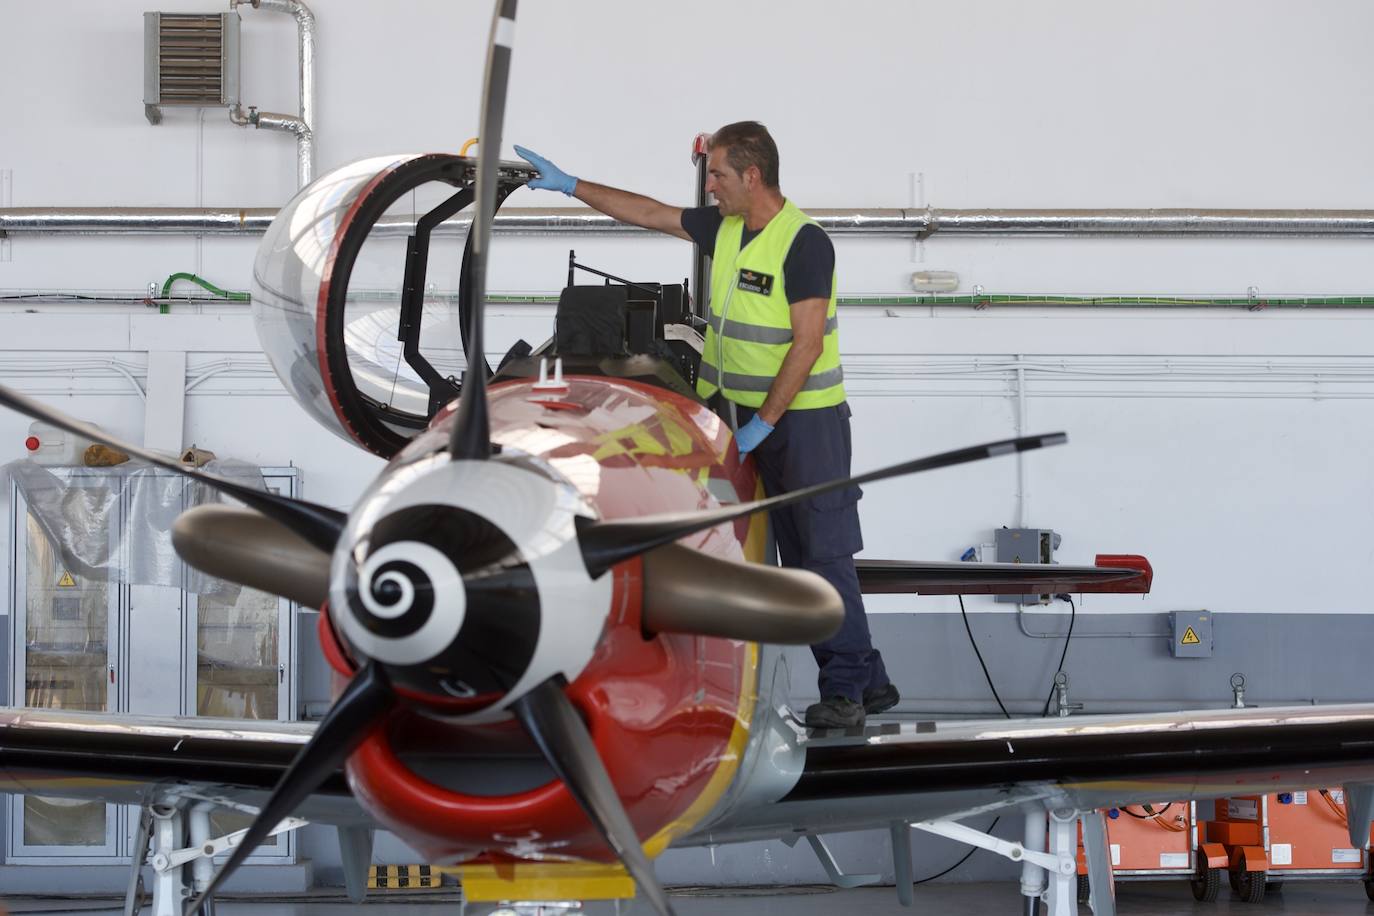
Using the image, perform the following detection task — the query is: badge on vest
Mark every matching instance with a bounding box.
[736,269,775,295]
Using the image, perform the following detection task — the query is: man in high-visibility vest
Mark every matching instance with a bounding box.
[516,123,897,729]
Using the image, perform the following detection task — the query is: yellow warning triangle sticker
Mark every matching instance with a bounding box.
[1180,626,1201,645]
[57,571,76,588]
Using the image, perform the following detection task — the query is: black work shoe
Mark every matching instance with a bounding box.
[862,682,900,716]
[804,696,865,729]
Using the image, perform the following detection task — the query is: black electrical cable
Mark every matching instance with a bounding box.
[958,593,1011,719]
[1040,594,1076,716]
[0,292,109,300]
[1119,803,1174,819]
[906,595,1014,886]
[912,595,1079,889]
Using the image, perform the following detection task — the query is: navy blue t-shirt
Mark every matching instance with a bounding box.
[680,205,834,304]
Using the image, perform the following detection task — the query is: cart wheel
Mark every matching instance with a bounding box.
[1190,865,1221,902]
[1364,879,1374,902]
[1077,873,1091,903]
[1227,866,1242,893]
[1231,866,1267,903]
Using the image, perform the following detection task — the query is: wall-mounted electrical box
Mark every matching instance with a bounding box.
[1169,610,1213,658]
[995,527,1061,605]
[143,11,241,125]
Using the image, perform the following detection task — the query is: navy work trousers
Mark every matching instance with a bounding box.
[735,401,889,703]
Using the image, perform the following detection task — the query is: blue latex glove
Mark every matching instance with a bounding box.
[514,145,578,196]
[735,415,774,456]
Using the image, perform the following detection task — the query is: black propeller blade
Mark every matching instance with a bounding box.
[448,0,519,461]
[0,384,346,553]
[185,662,395,914]
[513,678,676,916]
[578,432,1068,578]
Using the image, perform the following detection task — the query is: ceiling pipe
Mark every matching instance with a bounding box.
[228,0,316,188]
[8,207,1374,238]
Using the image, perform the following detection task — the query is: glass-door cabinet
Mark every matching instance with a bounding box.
[7,466,300,866]
[181,474,299,859]
[10,472,121,858]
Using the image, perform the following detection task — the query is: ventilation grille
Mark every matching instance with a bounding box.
[143,11,240,122]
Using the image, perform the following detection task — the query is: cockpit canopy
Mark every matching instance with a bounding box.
[251,153,535,458]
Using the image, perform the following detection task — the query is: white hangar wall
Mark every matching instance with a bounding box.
[1,0,1374,888]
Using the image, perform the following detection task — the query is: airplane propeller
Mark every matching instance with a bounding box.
[0,385,1064,916]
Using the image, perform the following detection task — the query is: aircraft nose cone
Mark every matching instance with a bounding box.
[330,454,612,719]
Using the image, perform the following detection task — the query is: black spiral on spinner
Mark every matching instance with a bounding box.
[353,556,437,639]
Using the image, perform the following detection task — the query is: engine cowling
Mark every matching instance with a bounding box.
[318,377,766,862]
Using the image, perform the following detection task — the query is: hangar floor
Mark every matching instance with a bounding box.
[5,881,1374,914]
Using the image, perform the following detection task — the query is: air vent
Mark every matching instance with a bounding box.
[143,11,240,125]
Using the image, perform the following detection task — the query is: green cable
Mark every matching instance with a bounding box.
[159,272,251,302]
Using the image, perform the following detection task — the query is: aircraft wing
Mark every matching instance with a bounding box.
[0,707,365,826]
[688,701,1374,845]
[856,554,1152,595]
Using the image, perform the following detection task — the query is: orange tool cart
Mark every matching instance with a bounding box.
[1200,789,1366,903]
[1075,801,1228,903]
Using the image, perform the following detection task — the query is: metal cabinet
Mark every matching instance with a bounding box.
[6,465,300,865]
[9,472,121,859]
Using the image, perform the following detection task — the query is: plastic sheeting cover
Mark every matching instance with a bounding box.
[6,459,268,596]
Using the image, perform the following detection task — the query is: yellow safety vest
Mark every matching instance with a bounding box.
[695,199,845,409]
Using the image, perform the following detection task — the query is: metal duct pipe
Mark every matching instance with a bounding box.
[923,208,1374,237]
[252,110,314,188]
[229,0,316,187]
[0,208,279,234]
[9,207,1374,237]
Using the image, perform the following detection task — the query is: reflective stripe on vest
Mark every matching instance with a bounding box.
[707,312,839,345]
[698,362,844,393]
[695,199,846,410]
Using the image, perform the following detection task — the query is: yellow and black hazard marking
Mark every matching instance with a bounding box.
[367,864,443,890]
[1180,626,1201,645]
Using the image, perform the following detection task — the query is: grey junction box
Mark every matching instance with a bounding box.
[1169,610,1213,658]
[994,527,1061,605]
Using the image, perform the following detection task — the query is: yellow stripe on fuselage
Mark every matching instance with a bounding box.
[641,477,768,855]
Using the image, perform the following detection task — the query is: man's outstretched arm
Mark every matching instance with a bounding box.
[515,145,689,241]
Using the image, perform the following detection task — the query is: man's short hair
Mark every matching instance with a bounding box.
[709,121,780,188]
